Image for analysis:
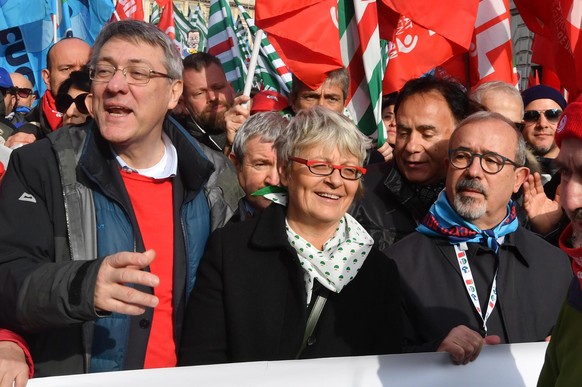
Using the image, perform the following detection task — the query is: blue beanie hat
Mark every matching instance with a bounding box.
[0,67,13,89]
[522,85,567,110]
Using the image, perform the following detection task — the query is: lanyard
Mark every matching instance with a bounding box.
[454,242,498,336]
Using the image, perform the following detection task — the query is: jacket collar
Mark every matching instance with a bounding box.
[250,204,292,250]
[78,115,215,199]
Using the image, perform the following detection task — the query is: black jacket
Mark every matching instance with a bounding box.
[179,204,403,365]
[0,117,242,376]
[350,161,443,251]
[384,227,572,352]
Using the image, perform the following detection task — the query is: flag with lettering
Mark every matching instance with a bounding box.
[438,0,518,89]
[0,0,113,100]
[112,0,144,21]
[381,0,479,94]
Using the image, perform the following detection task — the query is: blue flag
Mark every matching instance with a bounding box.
[0,0,113,102]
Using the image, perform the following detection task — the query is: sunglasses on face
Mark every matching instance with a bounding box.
[523,109,562,123]
[55,93,89,115]
[16,87,33,98]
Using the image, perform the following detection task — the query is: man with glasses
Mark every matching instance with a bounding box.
[384,111,572,365]
[8,72,36,128]
[0,67,17,141]
[5,37,91,148]
[0,20,242,377]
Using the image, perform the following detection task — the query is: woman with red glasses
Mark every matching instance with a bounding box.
[179,106,402,366]
[55,70,91,127]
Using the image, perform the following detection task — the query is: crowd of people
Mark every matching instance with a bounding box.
[0,19,579,387]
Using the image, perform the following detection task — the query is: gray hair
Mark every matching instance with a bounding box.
[90,20,183,81]
[231,112,288,161]
[291,68,350,100]
[470,81,524,118]
[275,106,371,171]
[452,111,527,166]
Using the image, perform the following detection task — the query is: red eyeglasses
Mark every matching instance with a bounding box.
[289,157,366,180]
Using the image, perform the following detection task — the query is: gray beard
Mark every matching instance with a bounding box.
[453,195,486,222]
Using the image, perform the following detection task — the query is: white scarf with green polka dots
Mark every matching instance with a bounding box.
[285,214,374,304]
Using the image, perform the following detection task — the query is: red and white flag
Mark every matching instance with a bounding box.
[112,0,144,21]
[439,0,518,89]
[380,0,479,94]
[157,0,175,41]
[514,0,582,99]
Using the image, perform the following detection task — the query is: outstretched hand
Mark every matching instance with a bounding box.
[522,172,563,235]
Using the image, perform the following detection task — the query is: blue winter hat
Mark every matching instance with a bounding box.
[0,67,13,89]
[522,85,567,110]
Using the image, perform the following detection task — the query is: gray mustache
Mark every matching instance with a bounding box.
[456,178,487,197]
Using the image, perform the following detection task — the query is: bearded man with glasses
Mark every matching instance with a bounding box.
[384,111,572,365]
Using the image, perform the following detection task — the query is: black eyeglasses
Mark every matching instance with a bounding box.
[90,64,172,85]
[55,93,89,115]
[289,157,367,180]
[448,148,521,175]
[15,87,32,98]
[523,109,562,123]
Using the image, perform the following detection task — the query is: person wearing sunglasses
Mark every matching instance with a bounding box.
[7,73,36,129]
[55,70,91,127]
[179,106,402,366]
[521,85,567,175]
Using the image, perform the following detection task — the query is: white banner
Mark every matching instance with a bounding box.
[29,342,548,387]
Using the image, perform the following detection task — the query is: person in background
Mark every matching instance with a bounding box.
[177,52,235,154]
[7,73,36,129]
[179,106,402,365]
[54,70,91,127]
[381,92,398,147]
[537,99,582,386]
[352,76,476,250]
[229,111,288,221]
[6,37,91,147]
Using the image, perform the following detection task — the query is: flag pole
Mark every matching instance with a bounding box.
[243,30,264,97]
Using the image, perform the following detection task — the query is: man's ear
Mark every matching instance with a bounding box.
[85,93,94,117]
[41,69,51,90]
[513,167,530,193]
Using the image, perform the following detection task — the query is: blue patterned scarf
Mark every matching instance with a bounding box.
[417,191,518,253]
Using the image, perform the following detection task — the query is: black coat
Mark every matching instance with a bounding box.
[384,227,573,352]
[179,204,403,365]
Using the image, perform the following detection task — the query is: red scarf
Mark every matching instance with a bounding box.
[41,90,63,131]
[559,223,582,290]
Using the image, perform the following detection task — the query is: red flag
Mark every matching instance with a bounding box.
[111,0,144,21]
[255,0,343,90]
[380,0,479,94]
[380,0,478,50]
[436,0,518,89]
[157,0,175,40]
[514,0,582,99]
[528,68,540,88]
[383,17,462,94]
